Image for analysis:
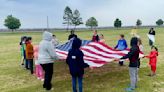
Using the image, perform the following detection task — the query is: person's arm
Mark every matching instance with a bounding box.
[80,52,89,68]
[47,43,59,60]
[120,47,136,59]
[154,31,156,35]
[145,52,156,58]
[114,41,119,49]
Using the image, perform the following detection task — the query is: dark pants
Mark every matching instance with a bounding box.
[72,76,83,92]
[28,59,33,74]
[41,63,54,90]
[149,40,153,46]
[25,59,29,69]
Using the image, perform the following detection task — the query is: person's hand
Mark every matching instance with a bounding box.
[89,66,95,69]
[142,56,146,58]
[114,58,120,61]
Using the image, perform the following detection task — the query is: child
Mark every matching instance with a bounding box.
[99,34,105,43]
[52,34,59,47]
[115,37,140,92]
[114,34,128,66]
[145,46,158,76]
[26,37,34,74]
[138,38,144,68]
[38,31,59,90]
[20,36,27,66]
[34,45,44,81]
[66,38,89,92]
[92,30,99,42]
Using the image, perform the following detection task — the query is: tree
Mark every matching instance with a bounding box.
[63,6,73,31]
[4,15,21,32]
[72,9,83,30]
[114,18,122,28]
[136,19,142,27]
[85,17,98,30]
[156,19,163,26]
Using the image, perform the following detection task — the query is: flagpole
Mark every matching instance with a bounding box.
[47,16,49,31]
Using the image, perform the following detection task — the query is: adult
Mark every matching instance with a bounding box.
[38,31,59,91]
[148,28,155,46]
[114,34,128,66]
[68,30,77,40]
[115,37,140,92]
[92,30,99,42]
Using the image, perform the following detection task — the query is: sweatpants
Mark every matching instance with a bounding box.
[41,63,54,90]
[129,67,138,89]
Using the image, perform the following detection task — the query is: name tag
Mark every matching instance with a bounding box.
[72,56,76,59]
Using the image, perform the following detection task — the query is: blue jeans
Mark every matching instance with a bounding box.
[72,76,83,92]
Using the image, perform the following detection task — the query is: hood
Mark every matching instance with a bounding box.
[72,38,82,49]
[42,31,53,41]
[130,37,138,47]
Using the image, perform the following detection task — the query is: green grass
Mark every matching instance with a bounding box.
[0,28,164,92]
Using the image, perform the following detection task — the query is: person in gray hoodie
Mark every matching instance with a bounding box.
[38,31,59,91]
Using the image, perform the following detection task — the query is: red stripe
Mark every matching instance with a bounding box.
[81,48,115,59]
[84,44,126,56]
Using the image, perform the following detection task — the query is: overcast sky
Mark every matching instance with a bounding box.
[0,0,164,28]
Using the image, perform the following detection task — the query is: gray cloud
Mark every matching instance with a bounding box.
[0,0,164,28]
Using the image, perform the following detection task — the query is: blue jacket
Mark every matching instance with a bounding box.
[115,39,128,50]
[66,38,89,77]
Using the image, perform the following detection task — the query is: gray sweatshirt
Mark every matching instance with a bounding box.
[38,31,59,64]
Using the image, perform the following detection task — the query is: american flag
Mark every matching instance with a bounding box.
[56,39,144,67]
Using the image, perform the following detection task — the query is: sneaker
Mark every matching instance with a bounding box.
[128,84,137,88]
[125,87,135,92]
[41,79,44,81]
[46,88,54,91]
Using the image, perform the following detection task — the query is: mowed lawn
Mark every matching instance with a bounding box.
[0,28,164,92]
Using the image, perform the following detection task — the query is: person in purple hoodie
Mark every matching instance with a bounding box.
[66,38,89,92]
[114,34,128,66]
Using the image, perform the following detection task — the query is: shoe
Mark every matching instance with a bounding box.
[41,79,44,81]
[125,87,135,92]
[128,84,137,88]
[46,88,54,91]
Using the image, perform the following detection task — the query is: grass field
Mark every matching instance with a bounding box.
[0,28,164,92]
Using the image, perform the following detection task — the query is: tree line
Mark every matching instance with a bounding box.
[2,6,164,32]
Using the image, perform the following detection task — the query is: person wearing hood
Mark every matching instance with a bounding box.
[38,31,59,91]
[115,37,140,92]
[66,38,89,92]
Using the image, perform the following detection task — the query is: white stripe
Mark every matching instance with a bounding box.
[88,42,129,54]
[82,46,123,58]
[84,60,104,67]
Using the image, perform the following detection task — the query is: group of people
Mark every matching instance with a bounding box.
[19,28,158,92]
[90,28,158,92]
[19,32,59,91]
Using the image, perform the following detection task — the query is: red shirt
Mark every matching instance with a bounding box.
[146,51,158,66]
